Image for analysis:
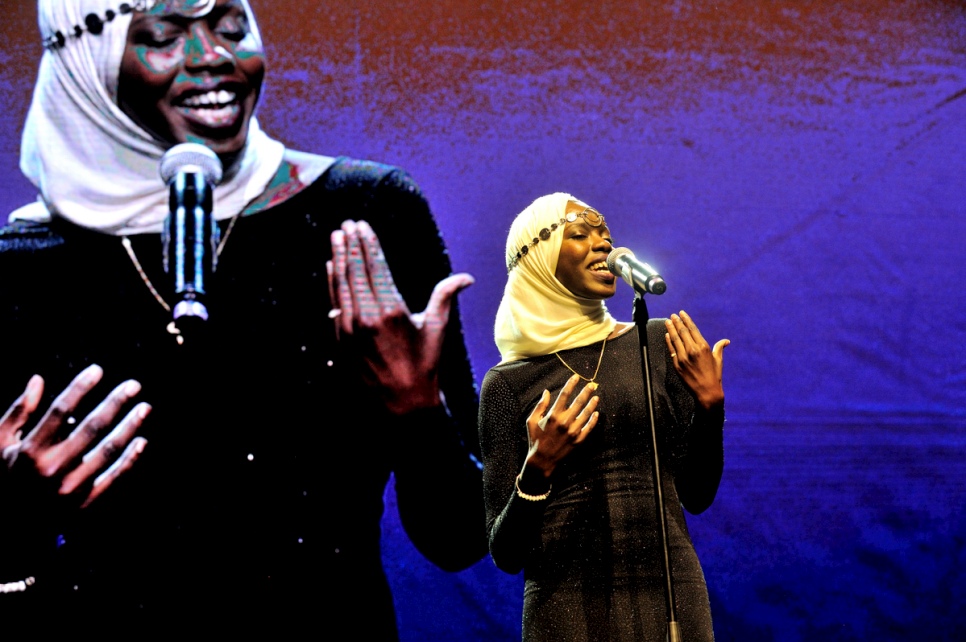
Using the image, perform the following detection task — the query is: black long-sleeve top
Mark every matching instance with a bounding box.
[478,322,723,641]
[0,157,486,636]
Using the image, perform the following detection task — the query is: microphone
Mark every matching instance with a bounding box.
[158,143,223,325]
[606,247,667,296]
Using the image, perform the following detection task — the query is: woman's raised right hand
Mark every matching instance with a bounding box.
[0,364,150,511]
[523,374,600,479]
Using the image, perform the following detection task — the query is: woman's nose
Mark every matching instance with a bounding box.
[184,23,234,71]
[594,233,613,251]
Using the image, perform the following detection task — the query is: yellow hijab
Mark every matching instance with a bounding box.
[494,192,617,363]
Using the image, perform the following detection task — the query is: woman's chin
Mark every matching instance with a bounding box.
[174,127,248,159]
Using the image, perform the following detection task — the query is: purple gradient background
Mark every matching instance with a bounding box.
[2,2,965,640]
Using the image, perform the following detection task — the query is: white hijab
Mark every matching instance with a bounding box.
[494,192,617,363]
[13,0,284,235]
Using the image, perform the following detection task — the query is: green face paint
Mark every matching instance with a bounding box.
[117,0,264,158]
[148,0,218,18]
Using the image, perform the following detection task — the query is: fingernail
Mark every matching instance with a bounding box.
[137,403,152,419]
[589,382,599,390]
[81,364,103,385]
[133,437,147,453]
[26,374,43,404]
[123,380,141,396]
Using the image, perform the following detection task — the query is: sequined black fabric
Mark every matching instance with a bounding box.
[479,324,723,641]
[0,158,486,636]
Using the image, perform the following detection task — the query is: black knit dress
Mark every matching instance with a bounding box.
[479,323,723,642]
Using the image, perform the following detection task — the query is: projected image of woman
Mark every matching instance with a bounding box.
[479,193,729,641]
[0,0,485,635]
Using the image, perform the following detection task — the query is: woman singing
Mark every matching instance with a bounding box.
[0,0,484,635]
[479,192,729,641]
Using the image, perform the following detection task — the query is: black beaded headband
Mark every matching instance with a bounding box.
[506,207,605,273]
[42,1,156,50]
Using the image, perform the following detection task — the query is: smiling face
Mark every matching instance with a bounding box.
[554,202,617,300]
[117,0,264,159]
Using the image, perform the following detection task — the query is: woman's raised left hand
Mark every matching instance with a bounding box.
[327,219,474,415]
[665,310,729,410]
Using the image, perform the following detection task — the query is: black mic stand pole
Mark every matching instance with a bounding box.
[632,291,682,642]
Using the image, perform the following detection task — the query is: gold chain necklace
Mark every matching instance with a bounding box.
[120,214,241,344]
[555,338,607,383]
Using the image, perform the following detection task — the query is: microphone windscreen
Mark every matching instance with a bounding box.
[606,247,634,277]
[159,143,223,185]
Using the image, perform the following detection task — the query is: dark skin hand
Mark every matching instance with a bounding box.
[665,310,729,410]
[519,374,600,488]
[0,364,150,510]
[326,219,474,415]
[519,311,727,490]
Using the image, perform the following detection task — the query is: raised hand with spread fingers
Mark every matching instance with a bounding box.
[327,219,475,415]
[664,310,729,410]
[0,364,150,511]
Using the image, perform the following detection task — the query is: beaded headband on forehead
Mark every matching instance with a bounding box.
[42,0,218,49]
[506,206,605,273]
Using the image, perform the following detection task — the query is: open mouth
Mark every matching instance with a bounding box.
[176,89,242,129]
[588,260,616,283]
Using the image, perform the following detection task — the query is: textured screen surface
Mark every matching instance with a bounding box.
[1,2,964,640]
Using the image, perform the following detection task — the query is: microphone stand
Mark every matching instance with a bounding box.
[632,292,682,642]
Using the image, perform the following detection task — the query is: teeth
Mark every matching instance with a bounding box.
[183,104,238,127]
[590,261,608,271]
[182,90,237,107]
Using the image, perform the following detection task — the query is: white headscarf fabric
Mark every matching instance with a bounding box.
[14,0,284,235]
[494,192,617,363]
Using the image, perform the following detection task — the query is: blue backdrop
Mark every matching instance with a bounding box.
[1,2,964,640]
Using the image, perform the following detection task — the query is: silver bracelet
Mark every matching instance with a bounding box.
[0,576,35,594]
[515,474,551,501]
